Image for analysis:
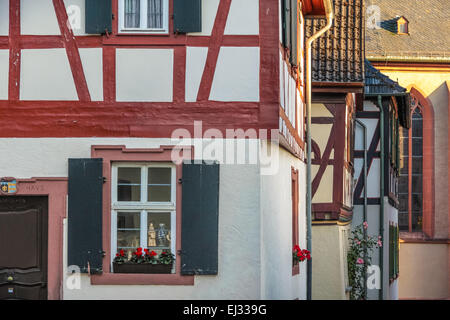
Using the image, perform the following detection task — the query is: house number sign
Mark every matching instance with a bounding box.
[0,177,18,195]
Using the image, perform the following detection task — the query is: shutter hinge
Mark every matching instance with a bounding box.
[178,178,182,184]
[177,250,183,255]
[102,177,107,184]
[112,13,115,20]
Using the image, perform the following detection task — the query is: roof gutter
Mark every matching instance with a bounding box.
[305,0,334,301]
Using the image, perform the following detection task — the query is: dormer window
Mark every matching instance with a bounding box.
[397,16,409,35]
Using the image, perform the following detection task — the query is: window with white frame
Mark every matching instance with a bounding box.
[119,0,169,33]
[111,163,176,268]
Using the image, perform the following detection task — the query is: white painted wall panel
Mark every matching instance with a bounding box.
[116,49,173,102]
[21,0,61,35]
[0,0,9,36]
[0,50,8,100]
[224,0,259,35]
[79,48,103,101]
[367,159,381,198]
[188,0,220,36]
[260,144,307,299]
[20,49,78,100]
[64,0,86,35]
[185,47,208,102]
[210,47,260,102]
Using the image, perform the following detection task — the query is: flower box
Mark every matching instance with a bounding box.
[113,262,173,274]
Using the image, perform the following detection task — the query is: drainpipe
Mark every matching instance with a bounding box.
[305,0,334,301]
[376,95,385,300]
[355,119,368,299]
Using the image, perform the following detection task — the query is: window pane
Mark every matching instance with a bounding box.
[125,0,140,28]
[412,158,422,174]
[398,176,408,191]
[412,194,422,211]
[412,211,423,232]
[412,120,423,136]
[147,212,171,251]
[412,140,423,156]
[398,194,408,212]
[399,211,409,231]
[117,212,141,257]
[118,167,141,201]
[148,168,171,202]
[412,176,422,193]
[148,0,163,29]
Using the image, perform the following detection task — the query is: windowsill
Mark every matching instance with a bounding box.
[117,30,169,36]
[90,272,195,286]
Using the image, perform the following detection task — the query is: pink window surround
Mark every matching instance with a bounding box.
[90,145,195,285]
[15,178,68,300]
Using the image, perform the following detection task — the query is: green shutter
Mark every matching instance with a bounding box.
[85,0,112,34]
[68,159,104,274]
[282,0,292,51]
[181,161,220,275]
[174,0,202,33]
[289,0,298,66]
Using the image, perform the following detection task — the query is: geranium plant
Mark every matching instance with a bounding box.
[293,245,311,265]
[158,251,175,265]
[347,222,382,300]
[113,248,175,265]
[113,249,127,264]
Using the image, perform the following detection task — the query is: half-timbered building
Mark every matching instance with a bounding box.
[353,60,411,300]
[0,0,333,300]
[305,0,364,299]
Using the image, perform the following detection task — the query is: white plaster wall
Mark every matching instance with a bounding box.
[0,138,265,299]
[0,0,9,36]
[116,49,173,102]
[185,47,208,102]
[79,48,103,101]
[20,49,78,101]
[210,47,260,102]
[260,143,307,300]
[64,0,86,36]
[21,0,61,35]
[224,0,259,35]
[0,50,8,100]
[188,0,220,36]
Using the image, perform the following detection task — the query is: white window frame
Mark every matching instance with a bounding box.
[118,0,169,34]
[111,162,176,271]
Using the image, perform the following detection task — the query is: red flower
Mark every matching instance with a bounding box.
[150,251,157,257]
[300,256,305,261]
[119,249,125,257]
[137,247,142,252]
[116,253,119,257]
[293,245,301,251]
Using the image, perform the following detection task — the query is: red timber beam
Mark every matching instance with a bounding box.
[53,0,91,102]
[8,0,20,100]
[196,0,232,102]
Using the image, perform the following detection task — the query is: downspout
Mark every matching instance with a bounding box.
[355,119,368,299]
[305,0,334,301]
[376,95,385,300]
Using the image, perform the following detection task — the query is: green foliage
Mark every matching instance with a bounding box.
[158,251,175,265]
[112,248,175,265]
[347,222,382,300]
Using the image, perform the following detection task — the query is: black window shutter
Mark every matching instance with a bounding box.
[85,0,112,34]
[289,0,298,66]
[174,0,202,33]
[68,158,104,274]
[181,161,219,275]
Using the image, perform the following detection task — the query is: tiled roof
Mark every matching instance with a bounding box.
[305,0,365,83]
[366,0,450,61]
[364,60,406,95]
[364,60,411,129]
